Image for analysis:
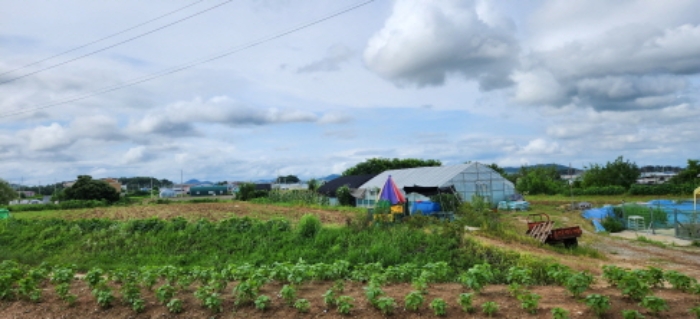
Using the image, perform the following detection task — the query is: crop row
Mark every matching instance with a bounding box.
[2,260,700,317]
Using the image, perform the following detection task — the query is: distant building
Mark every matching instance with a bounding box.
[18,191,35,197]
[190,185,227,196]
[636,172,677,185]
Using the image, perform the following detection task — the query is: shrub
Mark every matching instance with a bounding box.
[601,217,625,233]
[297,214,321,238]
[457,293,474,313]
[404,291,424,312]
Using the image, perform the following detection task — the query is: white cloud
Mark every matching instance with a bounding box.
[364,0,518,89]
[21,123,73,151]
[297,44,354,73]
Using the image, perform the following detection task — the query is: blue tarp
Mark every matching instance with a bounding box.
[646,199,696,223]
[581,206,614,232]
[411,201,441,215]
[581,206,614,220]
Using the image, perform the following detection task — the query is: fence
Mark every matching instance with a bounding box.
[673,209,700,240]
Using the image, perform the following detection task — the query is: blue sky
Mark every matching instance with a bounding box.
[1,0,699,185]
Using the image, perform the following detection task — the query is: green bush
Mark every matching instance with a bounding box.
[297,214,322,238]
[601,217,625,233]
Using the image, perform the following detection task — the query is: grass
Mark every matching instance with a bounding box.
[635,236,668,248]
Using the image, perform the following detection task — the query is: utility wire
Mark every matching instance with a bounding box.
[0,0,207,78]
[0,0,233,85]
[0,0,374,118]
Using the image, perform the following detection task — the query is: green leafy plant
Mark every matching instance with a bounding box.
[411,277,429,295]
[565,271,594,298]
[690,305,700,319]
[85,267,105,289]
[375,297,397,315]
[254,295,271,311]
[404,291,424,312]
[552,307,570,319]
[323,288,337,307]
[585,294,610,318]
[457,293,474,313]
[166,298,183,313]
[156,283,176,304]
[459,263,494,294]
[602,265,627,287]
[54,282,76,305]
[639,295,668,315]
[507,283,524,297]
[294,298,311,313]
[131,298,146,313]
[429,298,447,316]
[195,286,222,313]
[92,285,114,308]
[664,270,697,292]
[618,273,650,301]
[518,292,541,314]
[546,264,572,285]
[337,295,354,315]
[280,284,296,306]
[507,266,533,286]
[233,280,260,306]
[637,267,664,288]
[363,283,385,306]
[622,309,645,319]
[482,301,499,317]
[17,277,41,302]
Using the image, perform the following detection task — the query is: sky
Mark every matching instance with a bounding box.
[1,0,700,185]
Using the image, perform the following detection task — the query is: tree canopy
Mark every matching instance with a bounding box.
[276,175,300,184]
[0,178,18,205]
[342,158,442,176]
[668,159,700,185]
[63,175,120,203]
[581,156,640,190]
[515,165,563,195]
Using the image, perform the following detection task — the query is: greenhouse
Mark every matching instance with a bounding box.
[355,162,515,210]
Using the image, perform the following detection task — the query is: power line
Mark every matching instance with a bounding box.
[0,0,233,86]
[0,0,374,119]
[0,0,207,78]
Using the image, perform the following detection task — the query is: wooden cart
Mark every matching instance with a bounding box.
[526,213,582,248]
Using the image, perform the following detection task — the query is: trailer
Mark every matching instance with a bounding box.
[526,213,582,248]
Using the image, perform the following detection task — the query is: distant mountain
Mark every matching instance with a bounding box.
[320,174,340,182]
[503,164,582,174]
[184,179,213,185]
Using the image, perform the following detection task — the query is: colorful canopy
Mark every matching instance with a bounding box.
[377,175,406,205]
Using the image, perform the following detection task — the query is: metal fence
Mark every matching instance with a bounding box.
[673,209,700,240]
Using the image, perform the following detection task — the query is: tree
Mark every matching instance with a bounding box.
[276,175,300,184]
[515,166,563,195]
[63,175,120,203]
[0,178,18,205]
[668,159,700,185]
[342,158,442,176]
[581,156,640,190]
[307,178,321,191]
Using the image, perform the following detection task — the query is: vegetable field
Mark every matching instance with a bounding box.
[2,200,700,318]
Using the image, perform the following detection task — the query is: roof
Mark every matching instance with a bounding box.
[317,174,377,197]
[190,185,227,191]
[359,163,477,190]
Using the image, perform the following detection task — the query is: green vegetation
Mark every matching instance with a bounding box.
[0,178,18,205]
[585,294,611,318]
[342,157,441,176]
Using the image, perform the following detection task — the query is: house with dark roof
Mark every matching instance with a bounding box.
[316,174,377,206]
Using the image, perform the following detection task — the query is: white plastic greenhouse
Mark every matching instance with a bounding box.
[355,162,515,209]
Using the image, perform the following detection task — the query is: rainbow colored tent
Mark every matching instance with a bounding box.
[377,175,406,205]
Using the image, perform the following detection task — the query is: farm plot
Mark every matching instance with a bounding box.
[12,201,355,224]
[1,261,700,319]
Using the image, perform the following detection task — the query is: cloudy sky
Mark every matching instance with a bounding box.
[2,0,699,185]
